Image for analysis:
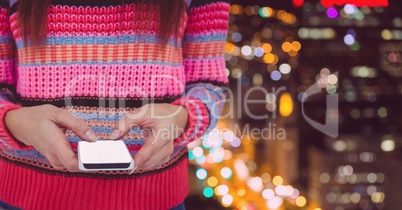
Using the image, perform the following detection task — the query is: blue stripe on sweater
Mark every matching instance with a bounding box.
[185,83,226,134]
[184,33,227,42]
[18,60,184,67]
[180,100,202,144]
[1,140,186,164]
[0,35,12,43]
[12,33,225,49]
[15,35,182,49]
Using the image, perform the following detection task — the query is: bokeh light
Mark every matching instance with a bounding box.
[221,194,233,207]
[196,168,208,180]
[221,167,233,179]
[295,196,307,207]
[326,8,338,18]
[270,70,282,81]
[272,176,283,186]
[203,187,214,198]
[267,196,283,209]
[279,63,291,74]
[207,176,218,187]
[216,185,229,196]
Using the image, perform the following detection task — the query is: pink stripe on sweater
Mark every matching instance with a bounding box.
[0,9,11,35]
[0,60,15,84]
[183,57,228,84]
[185,2,230,35]
[16,64,186,98]
[9,4,179,39]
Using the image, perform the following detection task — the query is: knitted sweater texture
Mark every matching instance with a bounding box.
[0,0,229,209]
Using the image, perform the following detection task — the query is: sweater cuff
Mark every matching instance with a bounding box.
[171,97,210,146]
[0,102,29,150]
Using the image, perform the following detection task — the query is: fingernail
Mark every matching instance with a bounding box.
[129,165,137,175]
[85,130,98,142]
[109,130,120,140]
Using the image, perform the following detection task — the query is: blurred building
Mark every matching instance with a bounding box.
[225,2,302,185]
[298,0,402,209]
[309,134,402,210]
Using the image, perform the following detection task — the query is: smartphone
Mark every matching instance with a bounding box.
[78,140,134,171]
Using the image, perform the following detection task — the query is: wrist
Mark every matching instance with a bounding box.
[0,103,30,149]
[170,98,210,145]
[168,104,188,139]
[177,105,189,130]
[4,108,26,145]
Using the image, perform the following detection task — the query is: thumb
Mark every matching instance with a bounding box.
[53,109,98,142]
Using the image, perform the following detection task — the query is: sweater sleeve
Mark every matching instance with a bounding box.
[0,0,24,150]
[172,0,230,146]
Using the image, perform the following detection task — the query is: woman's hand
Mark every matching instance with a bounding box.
[109,103,188,171]
[5,104,98,172]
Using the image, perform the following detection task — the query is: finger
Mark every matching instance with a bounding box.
[109,106,149,139]
[35,134,65,170]
[148,155,171,170]
[108,115,136,140]
[138,142,173,170]
[52,109,98,142]
[46,154,65,170]
[50,130,80,172]
[132,131,164,170]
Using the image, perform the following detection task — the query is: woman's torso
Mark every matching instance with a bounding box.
[3,1,189,170]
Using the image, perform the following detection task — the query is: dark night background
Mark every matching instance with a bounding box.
[185,0,402,209]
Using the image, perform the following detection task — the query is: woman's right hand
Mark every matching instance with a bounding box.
[4,104,98,172]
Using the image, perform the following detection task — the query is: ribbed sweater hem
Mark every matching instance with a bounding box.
[0,155,189,210]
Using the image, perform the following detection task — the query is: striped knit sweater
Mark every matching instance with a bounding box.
[0,0,229,209]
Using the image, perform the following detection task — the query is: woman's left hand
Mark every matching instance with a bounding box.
[109,103,188,172]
